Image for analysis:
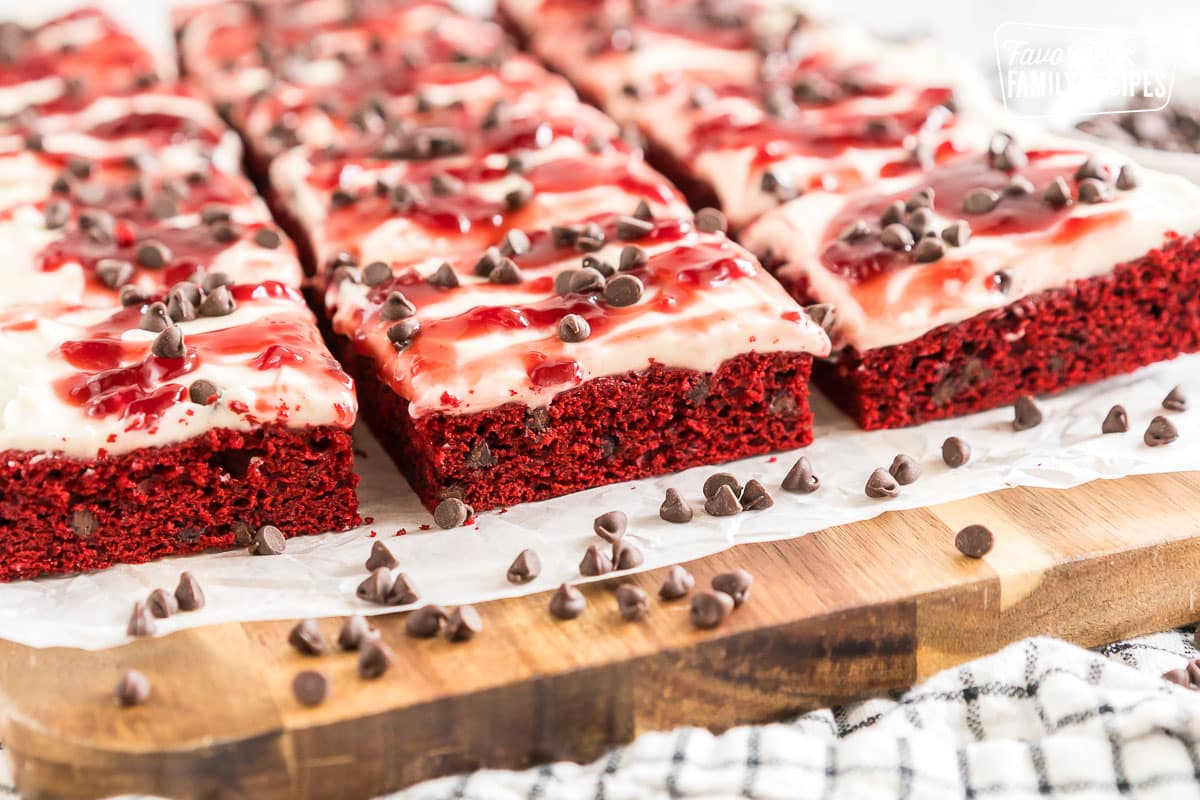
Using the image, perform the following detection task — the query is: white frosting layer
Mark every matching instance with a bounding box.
[742,142,1200,352]
[0,284,356,459]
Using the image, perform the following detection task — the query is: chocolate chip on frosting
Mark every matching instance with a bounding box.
[362,261,394,287]
[379,291,416,321]
[387,318,420,350]
[557,313,591,343]
[428,262,459,288]
[1163,385,1188,412]
[116,670,151,707]
[1145,415,1179,447]
[488,257,523,284]
[43,199,70,229]
[880,200,906,226]
[1005,175,1035,196]
[202,272,232,292]
[95,258,134,289]
[912,236,945,263]
[1074,158,1107,182]
[405,604,449,638]
[139,302,170,332]
[880,222,914,250]
[288,619,326,655]
[1013,395,1043,431]
[198,284,237,317]
[506,548,542,584]
[955,524,994,558]
[659,488,694,523]
[136,239,171,269]
[782,456,820,493]
[580,543,614,576]
[1077,177,1112,204]
[175,572,205,611]
[704,484,742,516]
[429,173,462,196]
[905,207,935,238]
[1043,176,1072,207]
[739,479,773,511]
[988,135,1027,171]
[615,215,655,241]
[151,326,186,359]
[760,168,797,201]
[941,220,971,247]
[188,379,219,406]
[364,540,398,571]
[500,229,531,257]
[839,219,873,242]
[433,497,471,529]
[593,510,627,542]
[604,274,644,307]
[942,437,971,467]
[253,228,282,249]
[803,303,836,334]
[962,188,1000,214]
[694,207,727,234]
[659,564,695,599]
[865,467,899,498]
[690,591,733,629]
[250,524,286,556]
[1102,404,1129,434]
[166,290,196,323]
[445,605,483,642]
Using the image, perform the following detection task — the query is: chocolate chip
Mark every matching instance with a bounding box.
[615,584,649,621]
[139,302,170,333]
[466,440,494,469]
[427,262,459,288]
[941,437,971,467]
[361,261,393,287]
[146,587,178,619]
[330,189,357,209]
[356,568,391,603]
[557,313,591,343]
[127,601,156,637]
[488,257,523,284]
[434,497,471,529]
[405,604,448,638]
[201,272,231,292]
[782,456,820,493]
[333,266,362,287]
[250,524,286,556]
[1005,175,1035,196]
[429,173,462,196]
[704,484,742,516]
[387,319,420,349]
[659,488,693,523]
[552,225,581,247]
[1043,176,1072,207]
[906,187,935,211]
[566,267,606,295]
[151,326,186,359]
[659,565,695,599]
[198,285,236,317]
[288,619,326,655]
[991,270,1013,295]
[905,207,935,238]
[580,543,614,576]
[880,222,915,250]
[253,228,282,249]
[445,605,483,642]
[1145,415,1179,447]
[1077,177,1112,204]
[695,207,727,234]
[337,614,378,650]
[1116,164,1139,191]
[576,233,606,252]
[1164,385,1188,411]
[68,509,97,538]
[618,245,648,272]
[94,258,133,290]
[838,219,872,242]
[357,640,394,679]
[615,215,654,241]
[115,670,151,707]
[1163,661,1200,690]
[865,468,899,499]
[690,591,734,629]
[989,140,1027,172]
[43,199,70,229]
[954,524,994,558]
[1075,158,1106,182]
[549,583,586,620]
[364,540,398,572]
[604,274,643,307]
[136,240,171,269]
[739,479,773,511]
[120,285,149,306]
[712,569,753,606]
[174,572,205,611]
[912,236,945,262]
[802,303,836,334]
[612,539,644,570]
[380,291,416,321]
[1102,405,1129,434]
[200,205,232,225]
[880,200,906,226]
[888,454,921,485]
[941,220,971,247]
[760,168,798,201]
[292,670,329,706]
[1013,395,1042,431]
[500,229,531,258]
[700,473,738,500]
[962,188,1000,214]
[166,291,196,324]
[387,573,419,605]
[507,548,541,584]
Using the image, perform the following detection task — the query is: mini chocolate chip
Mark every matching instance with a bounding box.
[365,540,398,571]
[136,240,171,269]
[525,406,551,432]
[694,207,727,234]
[175,572,205,611]
[558,313,591,343]
[941,220,971,247]
[1013,395,1042,431]
[906,187,935,211]
[992,270,1013,294]
[942,437,971,467]
[839,219,873,242]
[1116,164,1139,190]
[739,479,773,511]
[955,524,994,558]
[445,605,483,642]
[593,510,627,543]
[888,454,921,485]
[567,267,606,295]
[631,199,654,221]
[201,205,232,225]
[1145,415,1179,447]
[880,223,915,250]
[43,199,70,229]
[288,619,326,655]
[405,604,449,638]
[880,200,906,226]
[618,245,648,272]
[500,229,531,257]
[704,484,742,516]
[387,573,420,606]
[865,467,899,499]
[357,640,394,679]
[116,670,151,707]
[801,303,836,334]
[253,228,282,249]
[139,302,170,333]
[576,234,606,253]
[760,168,797,201]
[166,291,196,324]
[1102,405,1129,434]
[147,587,178,619]
[552,225,581,247]
[488,258,523,284]
[1005,175,1035,196]
[430,173,462,196]
[67,508,96,539]
[434,497,471,529]
[1163,385,1188,411]
[127,601,156,637]
[1043,176,1072,207]
[379,291,416,321]
[990,142,1028,172]
[120,285,149,306]
[356,568,392,603]
[250,524,286,556]
[580,543,614,577]
[549,583,586,620]
[330,189,357,209]
[1074,158,1106,182]
[184,379,218,406]
[659,565,695,600]
[198,285,236,317]
[659,488,693,523]
[337,614,378,650]
[615,215,654,241]
[690,591,733,629]
[151,326,186,359]
[702,473,740,500]
[201,272,232,292]
[428,262,459,288]
[1077,177,1112,204]
[912,236,945,262]
[612,539,644,571]
[615,584,649,621]
[387,318,420,350]
[507,548,542,584]
[962,188,1000,214]
[95,258,134,289]
[604,274,644,307]
[782,456,820,493]
[906,207,935,237]
[362,261,394,287]
[292,670,329,706]
[712,569,753,606]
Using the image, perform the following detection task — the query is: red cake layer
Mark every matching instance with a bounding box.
[812,233,1200,429]
[342,347,813,512]
[0,424,360,581]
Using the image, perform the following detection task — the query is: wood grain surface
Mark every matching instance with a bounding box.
[3,473,1200,799]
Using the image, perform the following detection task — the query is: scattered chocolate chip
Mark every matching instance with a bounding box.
[357,639,394,679]
[760,168,797,201]
[659,565,695,600]
[704,484,742,516]
[253,228,282,249]
[1074,158,1107,182]
[429,173,463,196]
[801,304,836,335]
[690,591,734,629]
[387,573,420,606]
[445,605,483,642]
[288,619,326,655]
[580,543,614,576]
[488,257,523,285]
[1162,661,1200,690]
[379,291,416,322]
[615,215,654,241]
[712,569,753,607]
[695,207,727,234]
[954,524,994,558]
[138,302,170,333]
[115,670,151,707]
[136,240,171,269]
[356,568,392,603]
[659,488,693,523]
[95,258,134,290]
[912,236,945,263]
[500,229,531,258]
[200,205,232,225]
[42,199,70,229]
[507,549,541,584]
[120,285,149,307]
[989,139,1027,172]
[739,479,773,511]
[364,540,398,571]
[839,219,873,242]
[174,572,205,611]
[942,437,971,467]
[151,326,186,359]
[557,313,591,343]
[880,222,915,250]
[166,291,196,324]
[201,272,231,292]
[386,319,421,350]
[905,207,935,237]
[618,245,647,272]
[198,285,236,317]
[1145,415,1179,447]
[213,224,242,246]
[615,584,649,621]
[549,583,586,620]
[405,604,448,638]
[612,539,644,571]
[889,454,921,485]
[362,261,394,287]
[434,497,471,529]
[1005,175,1035,196]
[1102,405,1129,434]
[428,262,459,288]
[880,200,906,226]
[1116,164,1139,191]
[292,670,329,706]
[127,601,156,637]
[604,274,644,307]
[941,220,971,247]
[781,456,820,493]
[249,524,286,556]
[1043,176,1072,207]
[593,511,628,543]
[962,188,1000,214]
[1163,386,1188,412]
[1013,395,1043,431]
[865,467,899,499]
[991,269,1013,295]
[1077,177,1112,204]
[337,615,378,650]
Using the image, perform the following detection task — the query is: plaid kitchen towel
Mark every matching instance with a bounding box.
[2,630,1199,799]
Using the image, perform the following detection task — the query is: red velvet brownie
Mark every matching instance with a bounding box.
[741,138,1200,429]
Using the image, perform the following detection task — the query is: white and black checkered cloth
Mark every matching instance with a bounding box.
[3,630,1199,799]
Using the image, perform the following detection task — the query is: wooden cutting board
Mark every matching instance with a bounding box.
[3,472,1200,800]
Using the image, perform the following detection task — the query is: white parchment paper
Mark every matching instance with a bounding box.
[3,353,1199,649]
